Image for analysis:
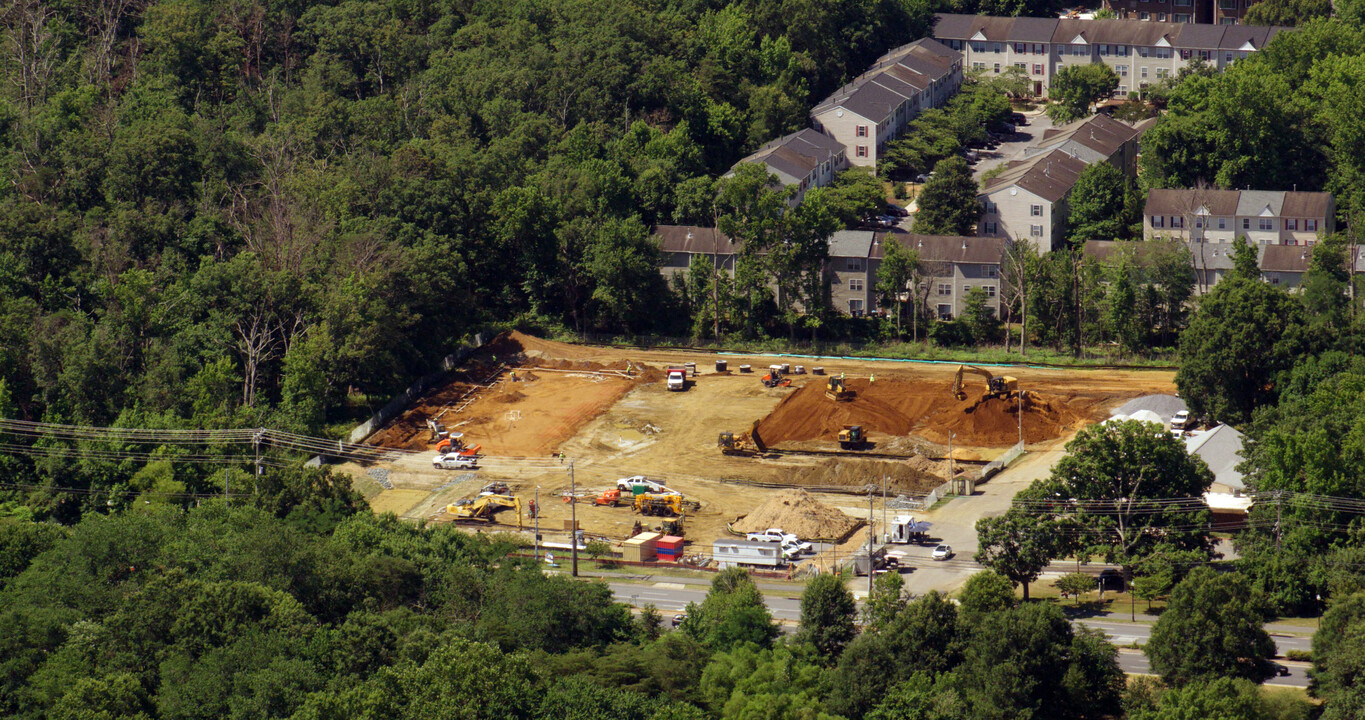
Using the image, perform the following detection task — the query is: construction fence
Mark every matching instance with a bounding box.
[346,331,493,444]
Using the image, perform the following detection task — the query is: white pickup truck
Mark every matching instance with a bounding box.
[432,453,478,470]
[747,528,798,545]
[617,476,668,493]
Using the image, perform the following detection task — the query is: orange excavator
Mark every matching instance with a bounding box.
[436,432,481,457]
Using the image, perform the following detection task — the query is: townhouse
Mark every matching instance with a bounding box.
[652,225,1005,319]
[810,38,964,170]
[1101,0,1261,25]
[932,14,1289,97]
[1143,189,1335,246]
[1086,238,1320,295]
[979,114,1143,253]
[730,129,849,205]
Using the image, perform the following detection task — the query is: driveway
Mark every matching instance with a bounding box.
[972,110,1057,184]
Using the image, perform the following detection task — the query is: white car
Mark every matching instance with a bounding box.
[782,538,813,559]
[1171,410,1191,430]
[432,453,478,470]
[747,528,798,545]
[931,544,953,561]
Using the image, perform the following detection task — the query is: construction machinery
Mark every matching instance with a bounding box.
[952,364,1019,404]
[446,494,522,528]
[666,367,688,391]
[633,492,699,517]
[719,420,769,456]
[435,432,481,457]
[594,489,622,507]
[825,376,853,401]
[837,424,868,450]
[761,365,791,388]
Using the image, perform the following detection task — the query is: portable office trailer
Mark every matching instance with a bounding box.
[889,515,932,544]
[712,539,784,568]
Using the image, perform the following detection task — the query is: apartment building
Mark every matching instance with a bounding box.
[827,230,877,315]
[810,38,964,170]
[870,232,1006,320]
[932,14,1289,96]
[1087,238,1326,295]
[978,114,1143,253]
[730,128,849,204]
[1143,189,1335,246]
[654,226,736,282]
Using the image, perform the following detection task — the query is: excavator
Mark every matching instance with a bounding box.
[719,420,769,456]
[446,494,522,528]
[825,376,853,401]
[952,364,1020,407]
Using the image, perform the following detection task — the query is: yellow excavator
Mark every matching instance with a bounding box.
[952,365,1019,404]
[446,494,523,528]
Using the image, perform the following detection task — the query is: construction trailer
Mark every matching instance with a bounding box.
[889,516,933,544]
[712,538,784,569]
[623,532,661,562]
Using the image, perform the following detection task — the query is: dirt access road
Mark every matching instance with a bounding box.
[352,332,1176,546]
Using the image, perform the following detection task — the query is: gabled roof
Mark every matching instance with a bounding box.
[1031,114,1137,160]
[1146,189,1331,219]
[933,13,1293,51]
[652,226,734,255]
[1185,241,1239,271]
[1218,25,1274,51]
[1281,191,1333,218]
[828,230,876,259]
[1146,188,1241,217]
[1236,190,1285,218]
[1171,24,1226,50]
[1184,424,1246,491]
[1005,16,1059,42]
[811,38,960,124]
[736,128,846,185]
[873,231,1005,265]
[983,150,1089,203]
[1259,244,1311,273]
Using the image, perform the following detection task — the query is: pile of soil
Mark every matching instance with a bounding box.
[783,458,947,494]
[733,489,861,541]
[756,378,1091,448]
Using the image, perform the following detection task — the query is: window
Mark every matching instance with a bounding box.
[1030,204,1043,216]
[1141,66,1148,78]
[1139,11,1150,19]
[1015,62,1027,71]
[1119,85,1128,94]
[1033,43,1045,54]
[1286,219,1297,231]
[971,42,986,53]
[1116,64,1128,76]
[1259,218,1273,231]
[1307,219,1319,231]
[1116,45,1127,55]
[982,199,997,213]
[1180,49,1192,60]
[984,285,997,297]
[1032,63,1044,74]
[1200,50,1211,61]
[1138,47,1149,57]
[1152,216,1164,228]
[1099,44,1109,56]
[973,61,986,70]
[984,221,998,234]
[987,265,999,278]
[1270,276,1280,285]
[1195,219,1203,229]
[1157,12,1167,20]
[993,63,1000,73]
[993,42,1003,54]
[1226,52,1234,62]
[856,146,868,157]
[1171,216,1184,228]
[1030,224,1044,237]
[846,258,863,271]
[937,304,953,320]
[849,278,864,292]
[1015,42,1026,54]
[1155,47,1170,59]
[1156,68,1170,78]
[1243,218,1251,230]
[1218,218,1226,229]
[963,284,972,294]
[937,283,952,295]
[848,299,864,314]
[1073,44,1087,56]
[856,126,868,137]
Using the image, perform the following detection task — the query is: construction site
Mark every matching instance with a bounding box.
[348,331,1177,571]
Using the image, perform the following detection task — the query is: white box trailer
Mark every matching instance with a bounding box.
[713,539,784,568]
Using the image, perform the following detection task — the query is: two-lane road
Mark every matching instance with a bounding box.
[603,581,1313,688]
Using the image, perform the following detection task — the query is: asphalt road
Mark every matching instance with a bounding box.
[604,581,1313,688]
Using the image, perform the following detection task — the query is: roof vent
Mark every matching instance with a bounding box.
[962,240,968,250]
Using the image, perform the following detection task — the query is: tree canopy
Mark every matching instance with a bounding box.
[913,156,979,236]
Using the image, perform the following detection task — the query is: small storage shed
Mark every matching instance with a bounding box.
[623,532,661,562]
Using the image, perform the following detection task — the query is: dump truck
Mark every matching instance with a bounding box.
[952,364,1019,404]
[666,367,687,391]
[837,424,868,450]
[446,494,522,528]
[719,420,768,456]
[825,376,853,401]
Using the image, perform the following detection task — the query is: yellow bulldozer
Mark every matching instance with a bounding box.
[825,376,853,401]
[952,365,1020,406]
[719,419,768,456]
[446,494,523,528]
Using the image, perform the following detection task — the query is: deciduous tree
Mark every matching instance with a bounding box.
[1146,567,1275,686]
[913,156,979,236]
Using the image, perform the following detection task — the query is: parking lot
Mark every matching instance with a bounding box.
[971,109,1056,183]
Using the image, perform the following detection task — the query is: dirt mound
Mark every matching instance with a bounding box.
[476,330,601,362]
[784,458,946,495]
[733,489,861,541]
[755,378,1094,448]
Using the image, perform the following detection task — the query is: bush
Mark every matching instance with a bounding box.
[929,320,974,347]
[1285,649,1311,662]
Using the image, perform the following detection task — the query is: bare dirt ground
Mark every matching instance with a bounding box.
[340,332,1176,550]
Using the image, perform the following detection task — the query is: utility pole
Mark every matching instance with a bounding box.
[570,460,579,577]
[948,432,955,487]
[534,486,540,564]
[1018,386,1024,447]
[867,485,876,598]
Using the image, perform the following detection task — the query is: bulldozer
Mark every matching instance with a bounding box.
[952,364,1019,405]
[446,494,522,528]
[837,424,868,450]
[825,376,853,401]
[719,420,769,456]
